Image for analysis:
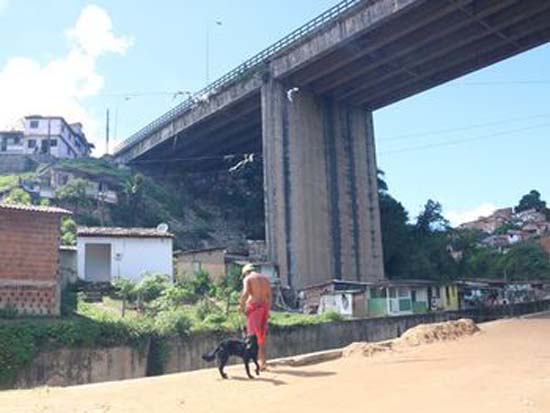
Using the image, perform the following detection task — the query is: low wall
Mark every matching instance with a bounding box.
[0,154,36,173]
[164,299,550,374]
[8,299,550,389]
[15,344,149,389]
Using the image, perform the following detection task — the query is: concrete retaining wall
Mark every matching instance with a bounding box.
[164,299,550,374]
[15,344,149,389]
[0,154,37,173]
[9,299,550,389]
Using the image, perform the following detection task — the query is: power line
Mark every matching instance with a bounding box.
[127,122,549,163]
[381,113,550,141]
[75,79,550,100]
[379,122,550,155]
[453,80,550,85]
[129,152,262,164]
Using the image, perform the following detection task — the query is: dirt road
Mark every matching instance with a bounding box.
[1,315,549,413]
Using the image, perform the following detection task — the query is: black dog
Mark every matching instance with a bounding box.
[201,334,260,379]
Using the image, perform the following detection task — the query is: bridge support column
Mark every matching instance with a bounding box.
[261,80,385,290]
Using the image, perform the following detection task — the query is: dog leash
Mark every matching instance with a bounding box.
[238,311,247,338]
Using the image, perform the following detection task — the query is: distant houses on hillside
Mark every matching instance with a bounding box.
[458,207,550,253]
[0,115,93,160]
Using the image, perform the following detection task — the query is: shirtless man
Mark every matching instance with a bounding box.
[239,263,272,370]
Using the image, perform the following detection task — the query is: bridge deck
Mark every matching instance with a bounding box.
[115,0,550,168]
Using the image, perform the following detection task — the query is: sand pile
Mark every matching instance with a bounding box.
[343,318,479,357]
[342,341,393,357]
[397,318,479,347]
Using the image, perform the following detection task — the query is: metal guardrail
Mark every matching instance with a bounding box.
[114,0,364,155]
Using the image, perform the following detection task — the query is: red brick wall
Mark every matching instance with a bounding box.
[0,209,62,315]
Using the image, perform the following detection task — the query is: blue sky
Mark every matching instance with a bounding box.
[0,0,548,224]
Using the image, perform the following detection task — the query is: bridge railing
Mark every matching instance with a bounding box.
[114,0,364,155]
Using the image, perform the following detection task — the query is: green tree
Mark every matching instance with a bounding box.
[217,266,242,314]
[415,199,449,234]
[379,191,411,277]
[463,246,502,278]
[60,217,77,246]
[3,188,31,205]
[55,178,90,215]
[112,277,137,317]
[515,190,547,213]
[124,173,145,226]
[499,242,550,280]
[377,169,388,192]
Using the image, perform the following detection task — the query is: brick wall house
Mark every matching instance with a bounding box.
[0,203,71,316]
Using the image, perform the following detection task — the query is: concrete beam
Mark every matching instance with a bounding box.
[339,0,550,102]
[116,76,262,162]
[366,26,550,110]
[290,0,475,87]
[351,10,550,107]
[313,0,517,94]
[270,0,422,79]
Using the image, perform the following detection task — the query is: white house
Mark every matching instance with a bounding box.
[0,115,93,158]
[77,227,174,283]
[23,116,93,158]
[0,131,24,154]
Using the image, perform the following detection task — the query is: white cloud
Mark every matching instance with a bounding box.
[446,203,498,227]
[0,5,132,155]
[67,5,132,58]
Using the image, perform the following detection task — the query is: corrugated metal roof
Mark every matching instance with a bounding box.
[77,226,174,238]
[0,203,72,215]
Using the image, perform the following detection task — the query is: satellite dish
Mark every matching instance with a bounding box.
[156,223,169,233]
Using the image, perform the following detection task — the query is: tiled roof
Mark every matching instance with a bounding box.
[0,203,72,215]
[77,226,174,238]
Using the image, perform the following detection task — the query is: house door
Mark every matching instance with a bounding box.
[389,287,413,315]
[40,139,49,154]
[84,243,112,283]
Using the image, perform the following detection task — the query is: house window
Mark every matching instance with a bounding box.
[445,286,451,303]
[28,139,36,148]
[192,261,202,274]
[411,289,417,303]
[398,288,409,298]
[370,288,386,299]
[29,120,39,128]
[50,139,57,147]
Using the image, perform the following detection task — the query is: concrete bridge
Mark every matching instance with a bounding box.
[114,0,550,289]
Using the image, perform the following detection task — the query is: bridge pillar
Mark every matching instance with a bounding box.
[261,79,385,290]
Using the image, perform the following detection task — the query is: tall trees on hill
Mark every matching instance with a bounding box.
[515,190,547,213]
[377,173,550,281]
[378,170,457,280]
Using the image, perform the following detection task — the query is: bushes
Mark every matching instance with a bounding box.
[153,309,192,337]
[0,316,151,385]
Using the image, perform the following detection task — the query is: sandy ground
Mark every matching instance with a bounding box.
[1,315,549,413]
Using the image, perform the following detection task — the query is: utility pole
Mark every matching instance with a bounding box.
[46,118,51,156]
[206,20,222,85]
[105,108,110,155]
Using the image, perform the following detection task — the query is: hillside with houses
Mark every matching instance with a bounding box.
[459,198,550,254]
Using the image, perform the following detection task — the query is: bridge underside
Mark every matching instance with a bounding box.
[279,0,550,109]
[127,0,550,172]
[120,0,550,289]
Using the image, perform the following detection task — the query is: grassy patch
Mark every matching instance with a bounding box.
[0,173,34,188]
[56,158,131,181]
[0,289,345,386]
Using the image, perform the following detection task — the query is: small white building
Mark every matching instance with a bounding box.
[0,115,93,159]
[77,227,174,283]
[23,116,93,158]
